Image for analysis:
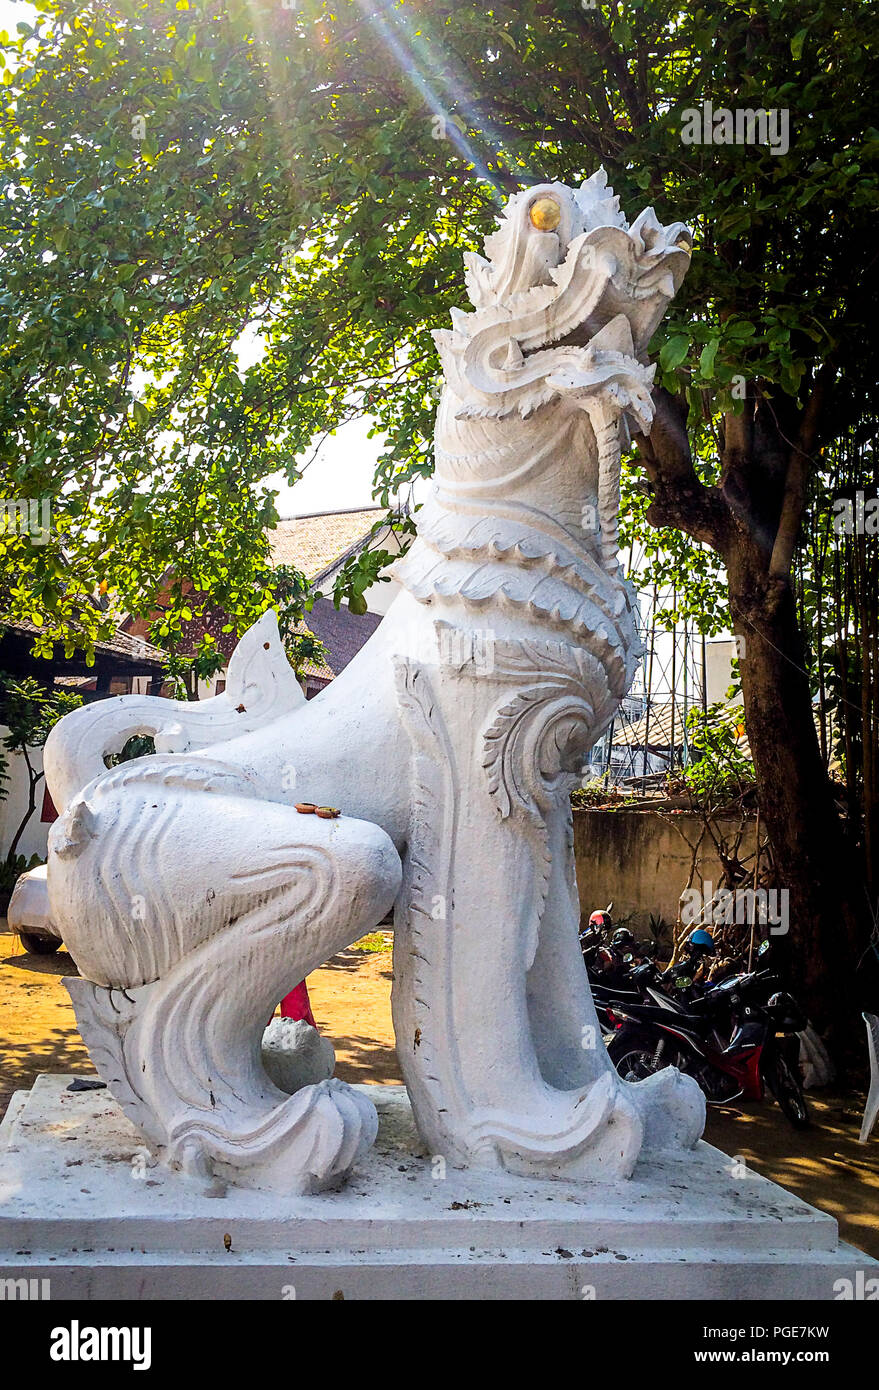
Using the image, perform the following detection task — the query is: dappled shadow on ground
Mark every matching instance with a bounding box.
[327,1033,403,1086]
[322,951,371,973]
[2,947,78,977]
[0,932,95,1122]
[323,946,394,973]
[706,1089,879,1259]
[1,1025,96,1090]
[311,952,401,1084]
[3,923,876,1262]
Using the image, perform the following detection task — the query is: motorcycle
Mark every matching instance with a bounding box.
[604,945,811,1127]
[580,911,664,1031]
[582,915,714,1033]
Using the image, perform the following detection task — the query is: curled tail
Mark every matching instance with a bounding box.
[44,611,304,813]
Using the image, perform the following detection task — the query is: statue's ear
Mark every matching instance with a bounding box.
[51,799,98,859]
[589,315,635,358]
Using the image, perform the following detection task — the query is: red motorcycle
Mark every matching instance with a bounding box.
[605,949,810,1127]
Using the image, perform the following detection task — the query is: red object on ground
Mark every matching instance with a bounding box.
[280,980,316,1027]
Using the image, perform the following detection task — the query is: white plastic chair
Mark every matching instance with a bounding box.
[859,1012,879,1144]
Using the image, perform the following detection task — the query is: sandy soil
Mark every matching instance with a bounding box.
[307,939,402,1086]
[2,927,877,1259]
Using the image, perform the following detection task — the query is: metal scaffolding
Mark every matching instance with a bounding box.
[584,583,711,789]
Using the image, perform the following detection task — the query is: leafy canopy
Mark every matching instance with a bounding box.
[1,0,876,654]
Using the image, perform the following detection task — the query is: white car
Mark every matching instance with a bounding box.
[8,864,62,955]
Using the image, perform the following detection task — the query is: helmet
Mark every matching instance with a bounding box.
[589,910,612,932]
[687,929,716,954]
[766,991,806,1032]
[611,927,635,949]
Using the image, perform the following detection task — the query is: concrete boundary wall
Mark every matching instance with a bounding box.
[573,807,758,936]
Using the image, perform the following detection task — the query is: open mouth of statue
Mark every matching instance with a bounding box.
[518,311,632,367]
[553,319,601,350]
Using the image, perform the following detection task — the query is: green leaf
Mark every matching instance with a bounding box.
[660,336,690,372]
[699,339,720,378]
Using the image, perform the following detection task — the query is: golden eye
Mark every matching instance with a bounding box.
[529,197,561,232]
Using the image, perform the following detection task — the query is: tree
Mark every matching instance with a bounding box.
[160,635,227,700]
[2,0,877,1027]
[795,432,878,905]
[270,563,329,677]
[0,673,82,883]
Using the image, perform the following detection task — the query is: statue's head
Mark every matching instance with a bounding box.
[434,170,692,428]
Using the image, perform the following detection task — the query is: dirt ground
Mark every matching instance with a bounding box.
[2,926,877,1260]
[0,928,404,1120]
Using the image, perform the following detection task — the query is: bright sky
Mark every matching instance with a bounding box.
[266,420,384,519]
[0,0,32,38]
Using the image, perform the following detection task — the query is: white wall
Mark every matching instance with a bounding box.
[317,521,405,616]
[705,639,736,705]
[130,674,225,699]
[0,735,49,862]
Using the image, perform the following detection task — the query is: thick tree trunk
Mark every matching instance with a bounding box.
[638,388,873,1047]
[726,540,868,1041]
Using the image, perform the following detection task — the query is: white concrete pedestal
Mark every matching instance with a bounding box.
[0,1076,873,1300]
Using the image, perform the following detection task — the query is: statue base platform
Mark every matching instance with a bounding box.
[0,1075,872,1300]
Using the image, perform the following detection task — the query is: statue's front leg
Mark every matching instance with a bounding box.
[524,802,706,1154]
[393,631,704,1180]
[392,647,644,1179]
[48,756,401,1194]
[525,803,605,1090]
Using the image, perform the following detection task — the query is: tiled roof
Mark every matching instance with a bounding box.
[611,700,702,748]
[1,617,166,667]
[268,508,385,581]
[309,596,382,674]
[293,596,382,682]
[116,510,392,664]
[293,649,334,683]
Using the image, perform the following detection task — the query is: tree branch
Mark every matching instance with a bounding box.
[634,388,731,553]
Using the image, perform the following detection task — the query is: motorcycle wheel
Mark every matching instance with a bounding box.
[607,1028,675,1082]
[763,1048,810,1129]
[19,932,62,955]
